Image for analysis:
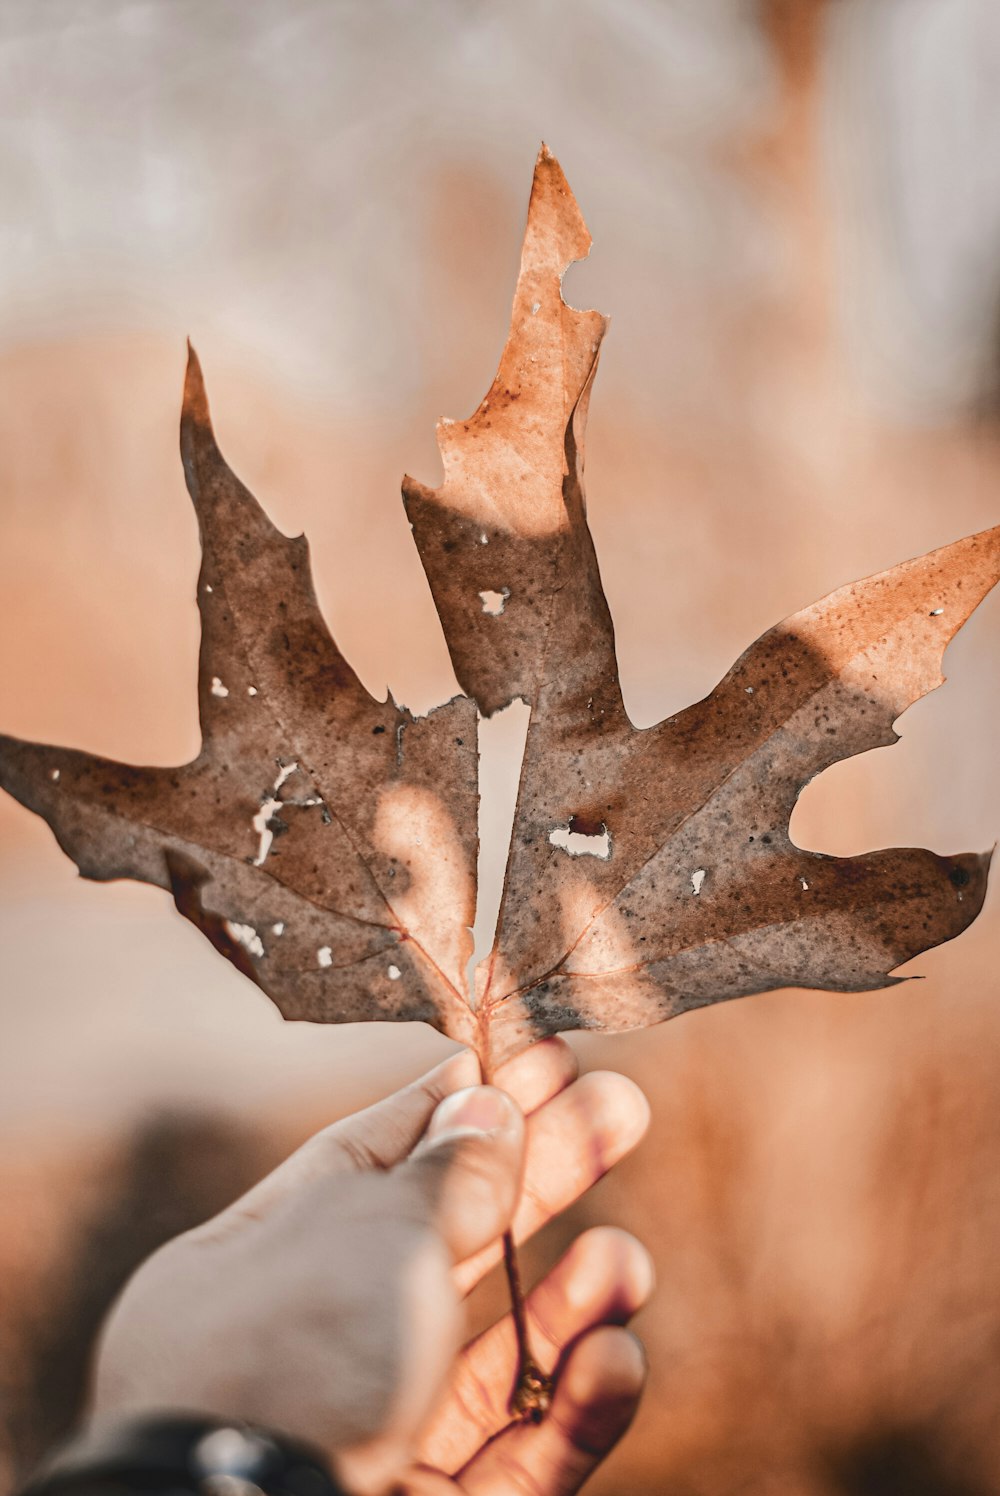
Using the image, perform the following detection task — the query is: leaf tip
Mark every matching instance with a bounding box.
[400,471,433,510]
[181,339,212,434]
[524,143,593,278]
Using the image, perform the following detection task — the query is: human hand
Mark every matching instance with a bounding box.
[91,1039,652,1495]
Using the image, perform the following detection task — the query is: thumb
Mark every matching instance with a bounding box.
[400,1085,526,1263]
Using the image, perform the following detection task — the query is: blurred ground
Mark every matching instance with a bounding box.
[2,2,1000,1491]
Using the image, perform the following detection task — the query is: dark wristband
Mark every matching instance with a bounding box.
[17,1415,348,1496]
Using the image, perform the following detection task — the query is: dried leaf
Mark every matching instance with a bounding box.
[2,148,998,1071]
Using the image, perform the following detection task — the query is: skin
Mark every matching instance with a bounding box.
[91,1038,653,1495]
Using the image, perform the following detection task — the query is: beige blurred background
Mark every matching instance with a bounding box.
[3,1,1000,1490]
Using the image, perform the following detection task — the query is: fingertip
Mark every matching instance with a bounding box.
[554,1326,647,1452]
[562,1226,656,1318]
[570,1323,648,1390]
[569,1070,651,1157]
[588,1070,651,1140]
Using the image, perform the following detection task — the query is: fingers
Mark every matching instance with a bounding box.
[401,1328,646,1495]
[399,1086,526,1261]
[204,1039,577,1231]
[332,1037,577,1173]
[456,1326,647,1495]
[403,1060,641,1271]
[420,1227,653,1472]
[454,1070,650,1293]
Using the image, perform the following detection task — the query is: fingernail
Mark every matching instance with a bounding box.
[425,1085,518,1143]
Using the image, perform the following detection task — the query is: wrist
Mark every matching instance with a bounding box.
[18,1412,349,1496]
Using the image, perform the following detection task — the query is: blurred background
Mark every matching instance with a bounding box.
[3,1,1000,1490]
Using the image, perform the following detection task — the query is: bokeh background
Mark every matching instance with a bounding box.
[3,1,1000,1490]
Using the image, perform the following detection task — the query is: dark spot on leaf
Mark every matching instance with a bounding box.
[569,813,606,837]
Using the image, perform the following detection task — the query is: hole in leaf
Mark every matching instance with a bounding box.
[252,762,301,866]
[388,964,401,980]
[252,799,282,865]
[50,769,60,782]
[690,868,706,895]
[210,677,229,698]
[479,588,510,616]
[549,821,611,860]
[272,922,285,936]
[317,946,333,967]
[799,876,810,890]
[225,921,264,959]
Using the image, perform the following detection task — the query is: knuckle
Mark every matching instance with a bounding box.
[328,1128,382,1174]
[517,1171,558,1222]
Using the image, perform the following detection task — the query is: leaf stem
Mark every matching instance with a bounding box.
[480,1037,553,1421]
[501,1228,552,1422]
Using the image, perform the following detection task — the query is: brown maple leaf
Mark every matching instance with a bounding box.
[1,145,998,1076]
